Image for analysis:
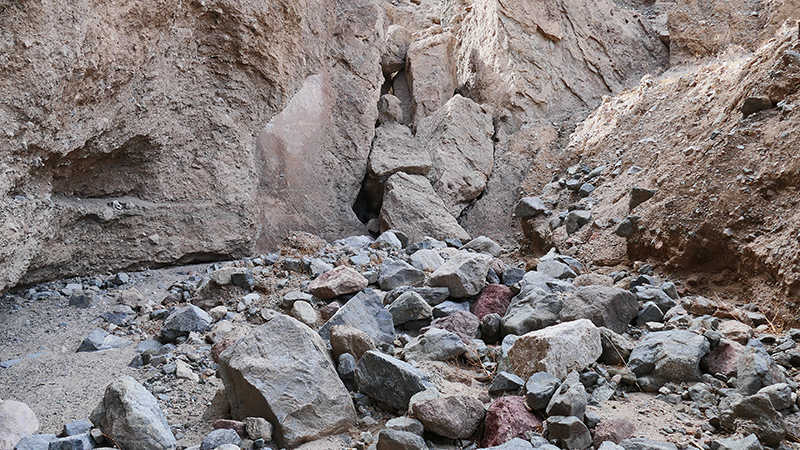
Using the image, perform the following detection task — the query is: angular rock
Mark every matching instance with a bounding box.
[729,393,786,445]
[432,300,469,318]
[489,372,525,394]
[330,325,375,361]
[11,434,57,450]
[545,416,591,450]
[200,429,240,450]
[0,400,38,450]
[565,211,592,235]
[47,433,94,450]
[403,328,468,362]
[245,417,272,442]
[619,438,678,450]
[377,94,405,125]
[412,395,485,440]
[385,286,451,307]
[520,271,575,295]
[598,327,634,366]
[472,284,515,320]
[710,434,762,450]
[290,301,317,327]
[429,251,492,298]
[537,259,577,280]
[382,25,413,74]
[524,372,561,411]
[379,259,426,291]
[409,249,444,272]
[483,396,542,448]
[376,428,428,450]
[501,288,563,336]
[559,286,638,334]
[318,289,395,346]
[384,417,424,437]
[592,418,635,446]
[424,311,480,344]
[515,197,548,220]
[614,216,640,238]
[90,376,176,450]
[406,32,457,128]
[160,305,212,342]
[635,289,676,314]
[701,339,744,378]
[355,350,432,410]
[62,420,92,437]
[629,187,656,210]
[628,330,710,385]
[507,319,602,380]
[216,315,355,447]
[77,329,131,353]
[638,302,664,324]
[483,438,535,450]
[737,339,786,396]
[380,172,470,242]
[337,353,356,388]
[546,371,587,420]
[307,266,368,300]
[388,291,433,325]
[461,236,502,257]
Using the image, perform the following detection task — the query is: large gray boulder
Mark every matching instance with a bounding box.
[545,416,592,450]
[737,339,786,396]
[217,315,356,447]
[379,259,426,291]
[628,330,710,385]
[355,350,433,410]
[501,287,563,336]
[559,286,638,334]
[388,291,433,326]
[160,305,212,342]
[429,251,492,298]
[90,376,176,450]
[379,172,471,242]
[546,371,587,420]
[318,289,395,346]
[507,319,602,380]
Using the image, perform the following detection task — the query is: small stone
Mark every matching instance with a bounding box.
[515,197,548,220]
[387,292,432,325]
[291,301,317,326]
[330,325,375,361]
[629,187,656,210]
[565,211,592,235]
[614,216,640,238]
[200,428,241,450]
[209,306,228,322]
[384,417,424,436]
[160,305,213,342]
[63,420,93,437]
[231,271,254,290]
[525,372,561,411]
[489,372,525,394]
[69,291,97,308]
[578,183,595,197]
[245,417,273,442]
[77,329,131,352]
[546,371,588,420]
[175,360,199,382]
[460,236,502,257]
[741,96,772,118]
[47,433,95,450]
[376,428,427,450]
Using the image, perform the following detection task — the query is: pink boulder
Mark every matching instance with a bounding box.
[308,266,368,300]
[472,284,514,320]
[701,339,745,378]
[422,311,480,344]
[482,396,542,448]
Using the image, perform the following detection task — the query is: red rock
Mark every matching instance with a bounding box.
[320,301,341,321]
[472,284,514,319]
[592,418,634,447]
[213,419,246,436]
[482,396,542,447]
[422,311,480,343]
[307,266,368,300]
[701,338,745,378]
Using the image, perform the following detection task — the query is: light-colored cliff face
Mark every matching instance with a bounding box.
[0,0,383,290]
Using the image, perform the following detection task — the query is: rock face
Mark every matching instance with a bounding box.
[0,0,385,292]
[406,32,458,128]
[507,319,602,380]
[90,376,176,450]
[0,400,38,450]
[216,315,356,447]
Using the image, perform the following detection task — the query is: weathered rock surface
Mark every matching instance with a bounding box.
[483,396,542,448]
[90,376,176,450]
[403,328,468,362]
[507,319,602,380]
[406,32,458,128]
[472,284,515,320]
[160,305,213,342]
[330,325,375,361]
[216,315,355,447]
[412,395,485,439]
[377,428,428,450]
[307,266,368,300]
[628,330,710,385]
[318,289,395,346]
[0,400,38,450]
[545,415,592,450]
[355,350,432,410]
[501,288,563,336]
[560,287,638,334]
[429,252,492,298]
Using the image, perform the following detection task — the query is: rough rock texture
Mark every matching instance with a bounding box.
[483,396,542,448]
[317,289,395,346]
[329,325,375,361]
[356,350,432,410]
[428,251,492,298]
[90,376,176,450]
[0,0,385,292]
[307,266,368,300]
[507,319,602,380]
[379,172,471,242]
[628,330,710,385]
[472,284,515,320]
[216,315,356,447]
[406,32,458,128]
[559,286,638,334]
[0,400,38,450]
[412,395,486,440]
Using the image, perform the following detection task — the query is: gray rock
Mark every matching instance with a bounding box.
[200,429,240,450]
[559,286,638,334]
[379,259,426,291]
[660,282,679,300]
[330,325,375,361]
[757,383,793,411]
[578,183,595,197]
[565,210,592,235]
[376,428,428,450]
[741,96,772,118]
[482,438,535,449]
[47,433,95,450]
[489,371,525,394]
[537,259,577,280]
[729,393,786,445]
[291,301,317,327]
[481,313,502,339]
[629,187,656,210]
[598,442,625,450]
[12,434,57,450]
[524,371,561,411]
[432,300,469,318]
[460,236,502,257]
[63,420,92,437]
[160,305,212,342]
[385,287,450,307]
[318,289,395,346]
[619,438,678,450]
[614,216,640,238]
[501,288,563,336]
[710,434,762,450]
[409,249,444,272]
[90,376,176,450]
[598,327,633,365]
[502,268,526,288]
[508,319,602,380]
[520,271,575,294]
[546,371,588,420]
[429,251,492,298]
[515,197,548,220]
[355,350,432,410]
[411,395,485,439]
[388,291,433,325]
[545,416,591,450]
[230,271,254,290]
[337,353,357,386]
[403,328,468,362]
[77,329,131,353]
[628,330,710,385]
[216,315,355,447]
[635,289,676,313]
[375,230,404,250]
[385,417,424,436]
[737,339,786,396]
[638,302,664,324]
[68,291,97,309]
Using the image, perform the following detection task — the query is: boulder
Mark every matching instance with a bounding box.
[379,172,470,242]
[412,395,485,440]
[90,376,176,450]
[524,372,561,411]
[318,289,395,346]
[388,291,433,325]
[628,330,710,385]
[0,400,38,450]
[737,339,786,396]
[406,32,458,128]
[423,310,480,344]
[592,418,635,447]
[216,315,355,447]
[598,327,633,365]
[376,428,428,450]
[379,259,426,291]
[545,371,587,420]
[377,94,404,125]
[472,284,515,320]
[507,319,602,380]
[461,236,503,257]
[403,328,468,362]
[701,339,744,378]
[545,416,592,450]
[384,417,424,436]
[307,266,368,300]
[409,249,445,272]
[330,325,375,361]
[355,350,432,410]
[483,396,542,447]
[200,429,241,450]
[515,197,548,220]
[489,372,525,394]
[501,288,563,336]
[160,305,213,342]
[559,286,638,334]
[429,251,492,298]
[382,25,413,75]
